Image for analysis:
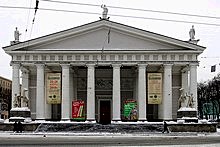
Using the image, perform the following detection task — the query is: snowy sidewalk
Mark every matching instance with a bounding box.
[1,131,220,147]
[1,129,220,137]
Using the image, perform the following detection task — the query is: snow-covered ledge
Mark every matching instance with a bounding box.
[178,107,197,112]
[9,107,31,122]
[11,107,30,111]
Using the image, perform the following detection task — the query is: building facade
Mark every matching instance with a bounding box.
[0,76,12,119]
[3,20,205,123]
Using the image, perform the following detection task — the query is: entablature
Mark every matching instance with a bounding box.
[11,53,198,63]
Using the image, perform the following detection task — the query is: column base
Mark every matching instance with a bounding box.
[85,120,96,123]
[34,119,46,123]
[137,120,148,123]
[111,120,122,124]
[61,119,71,122]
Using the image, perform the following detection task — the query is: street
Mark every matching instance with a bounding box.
[0,133,220,146]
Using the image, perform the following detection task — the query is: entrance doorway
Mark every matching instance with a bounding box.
[99,100,111,125]
[51,104,61,121]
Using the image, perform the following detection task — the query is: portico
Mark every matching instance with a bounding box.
[3,19,205,123]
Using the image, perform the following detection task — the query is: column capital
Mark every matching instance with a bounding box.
[60,64,70,69]
[163,63,173,66]
[12,63,20,69]
[21,66,29,73]
[86,64,96,68]
[163,64,173,70]
[36,64,45,68]
[112,64,121,68]
[138,64,148,68]
[181,65,189,73]
[189,63,199,67]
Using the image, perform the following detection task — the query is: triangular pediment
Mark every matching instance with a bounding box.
[29,28,185,51]
[3,19,205,52]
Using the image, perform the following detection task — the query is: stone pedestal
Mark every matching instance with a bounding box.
[177,107,198,123]
[9,107,31,122]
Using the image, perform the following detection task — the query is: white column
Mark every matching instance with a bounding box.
[12,64,20,108]
[86,64,95,121]
[189,63,198,110]
[21,67,29,107]
[138,64,147,121]
[61,64,70,120]
[69,70,74,101]
[181,70,189,94]
[112,64,121,121]
[36,64,45,120]
[158,64,172,120]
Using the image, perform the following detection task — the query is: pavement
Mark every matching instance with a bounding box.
[1,130,220,146]
[1,129,220,137]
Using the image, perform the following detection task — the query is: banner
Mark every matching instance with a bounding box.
[72,100,85,120]
[148,73,162,104]
[123,100,137,121]
[46,73,61,104]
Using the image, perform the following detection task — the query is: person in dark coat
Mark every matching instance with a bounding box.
[13,121,18,133]
[17,121,23,133]
[162,121,169,133]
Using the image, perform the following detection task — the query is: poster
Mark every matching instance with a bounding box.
[123,100,137,121]
[148,73,162,104]
[72,100,85,120]
[46,73,61,104]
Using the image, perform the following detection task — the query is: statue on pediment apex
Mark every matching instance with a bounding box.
[101,4,109,20]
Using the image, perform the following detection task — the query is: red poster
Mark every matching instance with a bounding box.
[72,100,85,120]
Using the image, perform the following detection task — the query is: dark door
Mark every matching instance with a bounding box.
[51,104,61,121]
[99,100,111,125]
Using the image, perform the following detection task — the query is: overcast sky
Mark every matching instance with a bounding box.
[0,0,220,82]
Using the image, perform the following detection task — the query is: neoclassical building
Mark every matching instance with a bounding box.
[3,19,205,123]
[0,76,12,119]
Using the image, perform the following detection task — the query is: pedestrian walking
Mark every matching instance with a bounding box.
[17,121,23,133]
[162,121,169,133]
[13,121,18,133]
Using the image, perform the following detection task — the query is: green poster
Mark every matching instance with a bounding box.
[123,100,137,121]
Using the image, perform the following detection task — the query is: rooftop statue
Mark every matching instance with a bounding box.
[188,25,200,44]
[189,25,195,40]
[14,27,21,42]
[101,4,109,19]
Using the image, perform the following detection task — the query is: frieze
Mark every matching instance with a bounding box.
[17,55,21,61]
[179,55,184,61]
[50,55,55,61]
[162,55,167,60]
[13,54,198,63]
[171,55,175,60]
[136,55,141,60]
[25,55,30,60]
[67,55,72,60]
[187,55,192,61]
[144,55,149,60]
[153,55,158,60]
[118,55,124,60]
[33,55,38,61]
[42,55,46,61]
[110,55,115,61]
[127,55,132,60]
[58,55,63,61]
